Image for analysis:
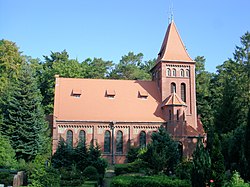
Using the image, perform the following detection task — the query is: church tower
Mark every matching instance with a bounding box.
[151,20,197,135]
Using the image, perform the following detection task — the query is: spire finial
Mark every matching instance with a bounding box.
[168,2,174,23]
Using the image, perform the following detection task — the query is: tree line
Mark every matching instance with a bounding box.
[0,31,249,186]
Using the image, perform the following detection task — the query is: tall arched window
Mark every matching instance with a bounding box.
[177,110,180,121]
[139,131,146,148]
[166,68,171,77]
[186,69,190,77]
[104,130,111,153]
[66,130,73,147]
[181,83,186,102]
[169,110,172,120]
[183,111,185,121]
[171,82,176,93]
[180,69,184,77]
[116,130,123,153]
[173,69,176,77]
[79,130,85,142]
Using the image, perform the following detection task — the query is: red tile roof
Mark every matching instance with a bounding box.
[54,78,165,122]
[162,92,187,107]
[157,21,194,63]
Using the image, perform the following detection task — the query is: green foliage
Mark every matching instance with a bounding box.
[209,133,226,187]
[195,56,213,131]
[191,137,211,187]
[0,172,14,187]
[26,154,60,187]
[140,127,180,175]
[0,134,17,168]
[126,146,140,163]
[175,160,193,180]
[83,166,99,181]
[226,171,250,187]
[245,107,250,180]
[109,52,152,80]
[114,162,140,176]
[1,63,49,161]
[111,175,191,187]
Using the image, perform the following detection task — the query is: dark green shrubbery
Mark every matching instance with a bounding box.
[83,166,99,181]
[114,162,140,176]
[0,172,14,187]
[111,175,191,187]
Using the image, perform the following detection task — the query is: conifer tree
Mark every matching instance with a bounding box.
[245,107,250,180]
[74,139,88,171]
[192,137,211,187]
[209,133,225,187]
[2,64,48,161]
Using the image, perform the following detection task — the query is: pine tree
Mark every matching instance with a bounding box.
[192,137,211,187]
[209,133,225,187]
[140,127,180,174]
[74,139,88,171]
[2,64,48,161]
[245,107,250,180]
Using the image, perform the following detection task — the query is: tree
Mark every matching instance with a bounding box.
[140,127,180,174]
[244,107,250,180]
[209,133,225,187]
[195,56,213,131]
[0,134,17,168]
[192,137,211,187]
[74,139,88,171]
[109,52,151,80]
[2,63,49,161]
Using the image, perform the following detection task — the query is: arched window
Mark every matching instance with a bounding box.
[171,82,176,93]
[177,110,180,121]
[66,130,73,147]
[104,130,111,153]
[183,111,185,121]
[180,69,184,77]
[79,130,85,142]
[166,68,171,77]
[186,69,190,77]
[169,110,172,120]
[139,131,146,148]
[181,83,186,102]
[173,69,176,77]
[116,130,123,153]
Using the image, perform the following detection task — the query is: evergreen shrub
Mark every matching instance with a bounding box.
[114,162,140,176]
[82,166,99,181]
[111,175,191,187]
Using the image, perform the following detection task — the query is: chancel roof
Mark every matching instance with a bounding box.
[54,77,165,122]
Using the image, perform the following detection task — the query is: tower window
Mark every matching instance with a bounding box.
[181,83,186,102]
[116,130,123,154]
[139,131,146,148]
[169,110,172,120]
[180,69,184,77]
[166,68,171,77]
[171,82,176,93]
[177,110,180,121]
[186,70,190,77]
[173,69,176,77]
[66,130,73,147]
[104,130,111,153]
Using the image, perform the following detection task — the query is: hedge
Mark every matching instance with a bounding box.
[111,175,191,187]
[114,162,140,176]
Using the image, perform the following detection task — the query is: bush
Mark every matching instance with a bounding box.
[0,172,14,186]
[82,166,99,181]
[111,175,191,187]
[175,160,193,180]
[114,162,140,176]
[126,146,140,163]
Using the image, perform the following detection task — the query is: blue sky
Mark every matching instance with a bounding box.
[1,0,249,72]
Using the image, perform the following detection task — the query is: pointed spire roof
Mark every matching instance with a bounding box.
[157,21,194,63]
[161,92,186,107]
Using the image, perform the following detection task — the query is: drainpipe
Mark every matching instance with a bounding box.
[109,121,116,165]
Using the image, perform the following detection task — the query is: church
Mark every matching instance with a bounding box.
[52,20,205,164]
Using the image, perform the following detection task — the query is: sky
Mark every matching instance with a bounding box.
[0,0,249,73]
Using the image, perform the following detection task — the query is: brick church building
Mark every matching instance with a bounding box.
[52,20,205,164]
